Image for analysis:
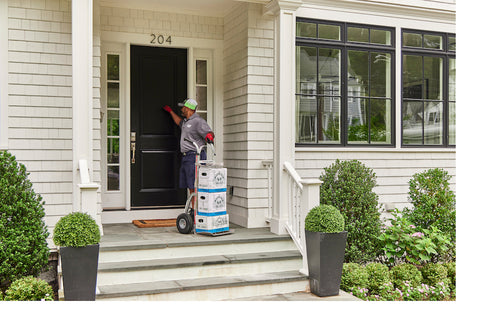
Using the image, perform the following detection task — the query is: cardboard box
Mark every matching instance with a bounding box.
[198,167,227,190]
[196,213,229,233]
[197,191,226,213]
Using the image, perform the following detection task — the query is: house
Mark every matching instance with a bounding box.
[0,0,455,246]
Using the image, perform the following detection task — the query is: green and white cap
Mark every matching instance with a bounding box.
[178,98,197,110]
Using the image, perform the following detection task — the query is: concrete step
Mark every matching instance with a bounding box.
[96,270,309,301]
[97,250,302,286]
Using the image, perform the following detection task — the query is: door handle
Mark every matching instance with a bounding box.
[131,142,136,164]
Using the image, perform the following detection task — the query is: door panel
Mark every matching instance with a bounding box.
[130,45,187,207]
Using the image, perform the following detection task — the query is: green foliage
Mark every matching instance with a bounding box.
[0,151,50,290]
[421,263,448,287]
[319,159,382,263]
[444,262,456,288]
[365,263,390,294]
[305,204,344,233]
[340,263,369,292]
[377,212,452,266]
[403,168,456,242]
[53,212,101,247]
[3,276,54,301]
[390,264,423,289]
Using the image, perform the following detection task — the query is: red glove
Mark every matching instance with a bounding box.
[163,105,172,113]
[205,132,214,144]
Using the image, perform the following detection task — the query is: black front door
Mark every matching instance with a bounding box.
[130,45,187,207]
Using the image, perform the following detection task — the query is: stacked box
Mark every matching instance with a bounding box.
[196,166,228,234]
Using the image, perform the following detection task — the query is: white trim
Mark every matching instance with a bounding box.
[0,0,8,149]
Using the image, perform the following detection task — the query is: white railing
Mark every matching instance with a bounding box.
[262,160,274,222]
[283,161,322,275]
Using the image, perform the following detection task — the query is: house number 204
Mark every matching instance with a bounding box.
[150,34,172,45]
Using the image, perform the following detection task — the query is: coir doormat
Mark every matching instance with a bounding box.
[132,219,177,228]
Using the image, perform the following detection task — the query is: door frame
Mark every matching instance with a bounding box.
[100,32,224,211]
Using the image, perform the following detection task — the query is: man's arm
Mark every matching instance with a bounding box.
[163,105,182,126]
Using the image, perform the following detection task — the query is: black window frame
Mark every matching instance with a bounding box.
[295,18,396,147]
[401,28,456,148]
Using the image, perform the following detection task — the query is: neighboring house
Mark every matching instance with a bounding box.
[0,0,456,247]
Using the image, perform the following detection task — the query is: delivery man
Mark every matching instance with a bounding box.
[163,98,214,207]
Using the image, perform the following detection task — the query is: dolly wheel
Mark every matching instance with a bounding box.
[176,213,193,234]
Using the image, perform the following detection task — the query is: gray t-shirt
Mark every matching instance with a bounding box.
[180,113,212,153]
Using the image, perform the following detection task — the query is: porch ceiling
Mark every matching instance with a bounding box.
[99,0,269,17]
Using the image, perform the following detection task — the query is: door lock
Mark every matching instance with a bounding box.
[131,132,136,164]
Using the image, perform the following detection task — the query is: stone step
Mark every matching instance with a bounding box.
[96,270,309,301]
[97,250,302,286]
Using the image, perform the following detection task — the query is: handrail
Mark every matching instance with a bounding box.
[283,161,303,190]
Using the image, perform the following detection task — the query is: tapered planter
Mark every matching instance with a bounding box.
[305,230,348,297]
[60,244,99,301]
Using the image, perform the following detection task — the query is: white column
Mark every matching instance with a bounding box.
[0,0,8,149]
[72,0,101,231]
[265,0,302,234]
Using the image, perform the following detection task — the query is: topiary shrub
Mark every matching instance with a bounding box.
[0,151,49,291]
[390,264,423,289]
[341,263,369,292]
[421,263,448,287]
[365,263,390,295]
[403,168,456,243]
[305,204,345,233]
[53,212,100,247]
[319,159,382,263]
[3,276,54,301]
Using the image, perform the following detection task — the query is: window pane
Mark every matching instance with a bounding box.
[107,82,119,108]
[371,52,391,98]
[296,46,317,94]
[424,34,442,50]
[296,96,317,143]
[348,27,369,43]
[107,55,119,80]
[424,56,443,100]
[318,96,341,143]
[318,23,340,40]
[196,60,207,85]
[371,29,391,45]
[424,102,443,145]
[107,138,120,164]
[449,102,456,145]
[403,55,423,99]
[403,32,422,48]
[318,48,341,96]
[347,98,368,143]
[107,110,119,136]
[370,99,391,144]
[403,100,424,145]
[449,58,456,101]
[107,166,120,191]
[196,86,207,111]
[448,36,456,51]
[296,22,316,38]
[348,50,369,97]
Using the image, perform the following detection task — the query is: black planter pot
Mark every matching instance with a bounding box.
[305,230,347,297]
[60,244,99,301]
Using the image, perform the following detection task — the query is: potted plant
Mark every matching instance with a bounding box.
[305,204,347,297]
[53,212,101,301]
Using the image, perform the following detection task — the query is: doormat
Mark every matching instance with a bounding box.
[132,219,177,228]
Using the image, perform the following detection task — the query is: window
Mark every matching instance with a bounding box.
[106,54,120,190]
[195,59,208,121]
[296,20,394,146]
[402,30,455,147]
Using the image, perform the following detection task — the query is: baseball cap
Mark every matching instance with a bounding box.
[178,98,197,110]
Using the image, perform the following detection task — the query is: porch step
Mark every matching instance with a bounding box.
[96,271,308,301]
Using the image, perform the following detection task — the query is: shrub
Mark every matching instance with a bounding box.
[320,159,382,263]
[421,263,448,287]
[305,204,344,233]
[365,263,390,294]
[390,264,423,289]
[3,276,54,301]
[403,168,456,242]
[341,263,369,292]
[53,212,101,247]
[444,262,456,288]
[0,151,50,290]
